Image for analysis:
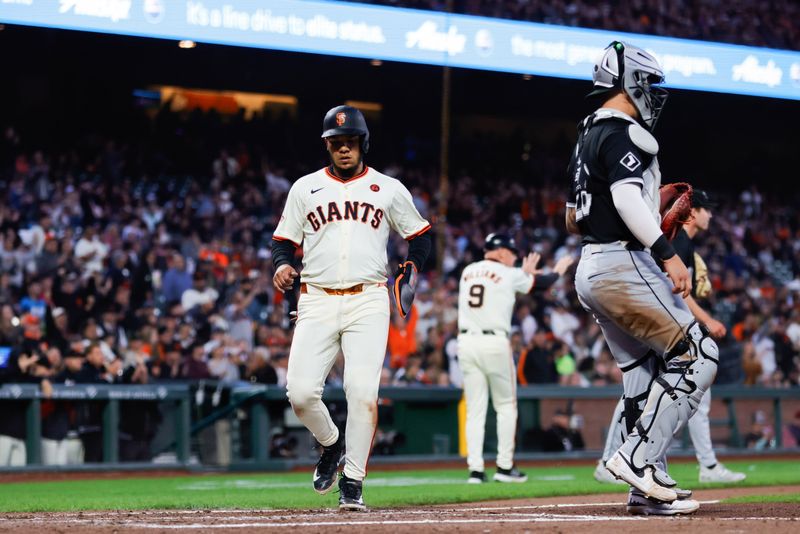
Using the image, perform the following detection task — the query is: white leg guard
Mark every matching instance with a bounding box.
[620,322,719,470]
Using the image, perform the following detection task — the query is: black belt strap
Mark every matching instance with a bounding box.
[620,350,657,373]
[459,329,505,336]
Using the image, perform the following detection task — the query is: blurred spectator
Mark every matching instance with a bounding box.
[553,342,581,386]
[40,347,81,465]
[207,342,240,383]
[744,410,776,449]
[242,346,278,384]
[181,271,219,313]
[517,330,558,385]
[118,353,161,462]
[393,355,425,385]
[162,253,192,305]
[75,343,121,462]
[183,343,211,380]
[19,280,47,320]
[515,304,537,346]
[74,226,108,275]
[0,304,21,345]
[549,303,580,350]
[540,409,586,452]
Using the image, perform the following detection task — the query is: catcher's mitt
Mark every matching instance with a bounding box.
[659,182,693,240]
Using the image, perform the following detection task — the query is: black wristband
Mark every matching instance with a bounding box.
[271,239,296,270]
[406,232,432,272]
[651,234,677,261]
[532,272,559,292]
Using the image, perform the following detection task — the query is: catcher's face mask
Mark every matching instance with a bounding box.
[589,41,669,130]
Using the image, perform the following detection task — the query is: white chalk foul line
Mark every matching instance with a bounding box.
[9,500,726,524]
[462,500,720,511]
[113,515,650,529]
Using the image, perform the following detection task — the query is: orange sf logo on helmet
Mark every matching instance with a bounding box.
[336,112,347,126]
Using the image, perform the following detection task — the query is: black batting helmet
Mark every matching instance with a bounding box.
[484,233,518,255]
[321,105,370,154]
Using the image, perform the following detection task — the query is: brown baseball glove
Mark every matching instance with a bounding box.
[659,182,693,240]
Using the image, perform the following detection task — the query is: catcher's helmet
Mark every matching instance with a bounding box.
[484,233,518,255]
[321,105,370,154]
[588,41,668,130]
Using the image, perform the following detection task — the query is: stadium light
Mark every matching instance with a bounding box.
[178,39,196,49]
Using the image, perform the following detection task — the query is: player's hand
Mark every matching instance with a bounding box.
[663,255,691,298]
[273,264,298,293]
[521,252,541,276]
[705,318,727,339]
[552,255,575,276]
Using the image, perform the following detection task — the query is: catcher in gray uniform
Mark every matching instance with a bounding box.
[566,41,719,515]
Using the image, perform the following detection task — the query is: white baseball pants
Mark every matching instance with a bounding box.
[286,283,389,481]
[458,333,518,473]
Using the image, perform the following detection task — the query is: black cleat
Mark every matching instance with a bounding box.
[467,471,487,484]
[493,465,528,483]
[313,434,344,495]
[338,474,366,511]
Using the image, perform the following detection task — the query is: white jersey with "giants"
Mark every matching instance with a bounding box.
[458,259,534,333]
[274,166,430,288]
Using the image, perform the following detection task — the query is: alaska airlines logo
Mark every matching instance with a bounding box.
[307,201,384,231]
[405,21,466,56]
[732,56,783,88]
[59,0,131,22]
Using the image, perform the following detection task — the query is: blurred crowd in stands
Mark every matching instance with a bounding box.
[348,0,800,50]
[0,99,798,464]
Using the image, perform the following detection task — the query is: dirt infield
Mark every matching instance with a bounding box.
[1,485,797,533]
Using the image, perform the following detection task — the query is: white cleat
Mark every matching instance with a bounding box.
[606,451,677,503]
[594,459,626,485]
[699,463,747,483]
[627,492,700,515]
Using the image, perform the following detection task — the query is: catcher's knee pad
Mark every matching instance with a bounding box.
[636,344,718,464]
[672,321,719,395]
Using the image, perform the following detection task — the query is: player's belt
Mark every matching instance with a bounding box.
[300,283,386,295]
[459,329,507,336]
[583,240,646,254]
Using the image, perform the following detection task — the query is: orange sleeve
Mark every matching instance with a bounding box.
[517,349,529,386]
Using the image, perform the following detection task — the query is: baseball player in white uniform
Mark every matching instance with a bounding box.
[458,233,572,484]
[272,105,431,511]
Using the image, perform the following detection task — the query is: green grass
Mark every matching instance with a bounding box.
[0,460,797,512]
[724,493,800,504]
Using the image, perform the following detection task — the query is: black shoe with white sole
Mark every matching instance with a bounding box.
[338,474,366,511]
[468,471,486,484]
[493,466,528,483]
[313,434,344,495]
